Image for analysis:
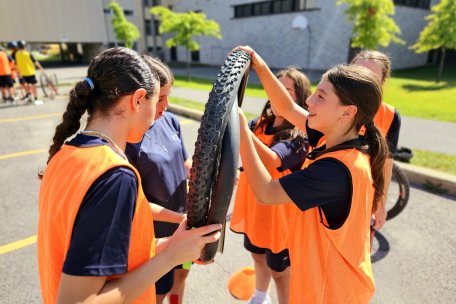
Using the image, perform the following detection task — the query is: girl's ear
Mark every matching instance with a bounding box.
[130,88,147,111]
[344,105,358,117]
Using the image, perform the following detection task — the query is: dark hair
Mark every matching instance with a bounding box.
[323,64,389,211]
[254,67,311,148]
[17,40,26,49]
[47,47,158,164]
[351,50,391,84]
[141,54,174,87]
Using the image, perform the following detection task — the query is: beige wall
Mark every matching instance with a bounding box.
[0,0,108,43]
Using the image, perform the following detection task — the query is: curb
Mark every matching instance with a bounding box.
[396,162,456,197]
[168,105,456,198]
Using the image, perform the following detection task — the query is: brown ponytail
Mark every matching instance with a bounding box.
[48,81,91,163]
[364,122,389,211]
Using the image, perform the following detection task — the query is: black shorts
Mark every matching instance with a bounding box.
[155,264,188,295]
[19,75,37,84]
[0,75,13,87]
[244,235,290,272]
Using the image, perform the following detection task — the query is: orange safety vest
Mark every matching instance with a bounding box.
[359,102,395,139]
[288,148,375,303]
[374,102,395,138]
[38,145,156,304]
[0,51,12,76]
[230,122,295,253]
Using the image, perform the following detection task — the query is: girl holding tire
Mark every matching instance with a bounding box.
[230,67,311,304]
[37,47,221,304]
[234,46,388,303]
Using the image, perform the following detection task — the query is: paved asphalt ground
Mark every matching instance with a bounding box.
[0,96,455,303]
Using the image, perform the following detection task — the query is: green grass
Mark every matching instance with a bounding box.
[174,75,268,99]
[170,95,454,175]
[174,65,456,122]
[410,149,456,176]
[384,65,456,123]
[169,96,257,120]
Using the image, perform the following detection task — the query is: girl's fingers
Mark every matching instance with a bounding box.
[190,223,222,236]
[201,231,221,244]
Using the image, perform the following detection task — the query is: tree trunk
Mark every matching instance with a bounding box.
[437,47,446,84]
[186,50,191,82]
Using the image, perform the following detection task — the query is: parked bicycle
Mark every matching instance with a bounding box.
[386,147,413,220]
[39,72,58,99]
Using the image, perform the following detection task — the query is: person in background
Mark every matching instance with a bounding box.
[230,67,311,304]
[37,47,221,304]
[15,40,44,104]
[0,46,15,102]
[351,50,401,230]
[126,55,192,304]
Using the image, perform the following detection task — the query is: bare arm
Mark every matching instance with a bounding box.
[250,132,282,169]
[238,109,292,205]
[184,159,192,179]
[233,46,309,131]
[150,203,185,224]
[34,60,44,72]
[57,220,221,303]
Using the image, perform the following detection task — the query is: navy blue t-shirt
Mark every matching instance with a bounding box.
[62,134,138,276]
[279,141,360,229]
[249,118,306,172]
[126,112,188,238]
[386,109,401,154]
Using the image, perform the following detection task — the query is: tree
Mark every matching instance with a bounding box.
[109,1,140,49]
[338,0,404,50]
[412,0,456,83]
[151,6,222,81]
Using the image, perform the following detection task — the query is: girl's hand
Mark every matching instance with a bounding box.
[231,46,263,70]
[164,219,222,266]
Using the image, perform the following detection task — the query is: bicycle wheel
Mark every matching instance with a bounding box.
[386,163,410,220]
[39,73,50,97]
[187,50,251,262]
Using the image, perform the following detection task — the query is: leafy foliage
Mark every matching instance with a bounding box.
[151,6,222,51]
[109,1,140,49]
[338,0,404,49]
[151,6,221,80]
[412,0,456,52]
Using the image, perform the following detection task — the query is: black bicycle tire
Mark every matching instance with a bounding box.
[386,163,410,220]
[187,50,251,231]
[199,104,240,261]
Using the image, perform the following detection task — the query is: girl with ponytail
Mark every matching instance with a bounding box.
[232,46,388,304]
[37,47,221,304]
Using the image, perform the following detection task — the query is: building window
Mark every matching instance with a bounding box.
[147,47,162,53]
[234,0,318,19]
[170,46,177,61]
[104,8,135,16]
[145,19,160,36]
[191,50,200,62]
[393,0,431,10]
[143,0,160,6]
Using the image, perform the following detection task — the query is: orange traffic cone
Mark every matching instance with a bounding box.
[227,266,256,300]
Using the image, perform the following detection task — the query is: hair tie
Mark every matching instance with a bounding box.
[84,77,95,90]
